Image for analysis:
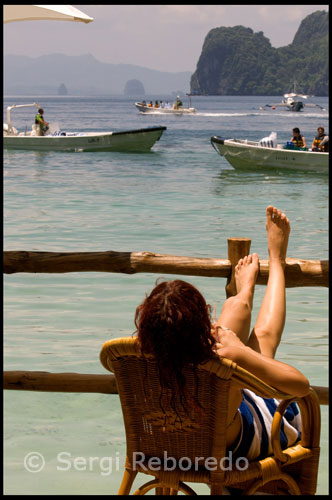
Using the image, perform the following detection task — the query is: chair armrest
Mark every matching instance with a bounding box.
[270,397,299,462]
[270,388,321,462]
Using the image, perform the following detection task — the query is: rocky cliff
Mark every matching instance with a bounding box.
[191,10,328,96]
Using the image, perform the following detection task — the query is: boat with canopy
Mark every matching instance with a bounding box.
[4,103,166,152]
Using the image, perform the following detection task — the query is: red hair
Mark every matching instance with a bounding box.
[135,279,216,412]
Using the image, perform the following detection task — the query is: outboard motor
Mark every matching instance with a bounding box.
[3,123,18,135]
[259,132,277,148]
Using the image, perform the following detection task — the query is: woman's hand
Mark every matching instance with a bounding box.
[212,326,245,355]
[213,330,310,397]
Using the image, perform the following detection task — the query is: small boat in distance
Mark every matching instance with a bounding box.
[136,94,196,114]
[262,81,327,112]
[210,136,328,173]
[3,103,166,152]
[281,80,308,111]
[136,102,196,114]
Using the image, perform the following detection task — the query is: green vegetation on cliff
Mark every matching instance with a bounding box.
[191,10,328,96]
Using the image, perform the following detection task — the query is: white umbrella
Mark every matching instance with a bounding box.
[3,4,93,24]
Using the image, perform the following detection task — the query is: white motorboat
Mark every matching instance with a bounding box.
[136,94,196,115]
[263,81,327,112]
[281,95,305,112]
[210,136,328,173]
[281,81,308,111]
[135,102,196,114]
[3,103,166,152]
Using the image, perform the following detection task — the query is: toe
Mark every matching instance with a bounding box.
[252,253,259,263]
[266,205,274,218]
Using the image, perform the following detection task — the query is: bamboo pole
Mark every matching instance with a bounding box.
[3,371,328,405]
[3,250,230,277]
[3,371,118,394]
[3,250,329,288]
[226,238,251,297]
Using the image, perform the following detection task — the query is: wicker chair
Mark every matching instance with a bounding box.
[100,337,320,495]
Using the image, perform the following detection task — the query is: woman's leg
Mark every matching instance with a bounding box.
[214,254,260,439]
[246,206,290,358]
[215,253,259,344]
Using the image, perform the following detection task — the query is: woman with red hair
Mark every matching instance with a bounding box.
[135,206,309,460]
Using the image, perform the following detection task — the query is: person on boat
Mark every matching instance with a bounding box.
[290,127,307,148]
[165,101,171,109]
[141,100,146,107]
[154,100,160,108]
[311,126,329,152]
[134,206,308,462]
[35,108,49,136]
[159,100,164,108]
[174,96,183,109]
[148,101,153,107]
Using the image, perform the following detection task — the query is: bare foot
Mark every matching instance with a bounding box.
[235,253,259,307]
[265,205,290,266]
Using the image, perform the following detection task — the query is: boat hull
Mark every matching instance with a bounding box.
[3,126,166,152]
[211,137,328,173]
[287,101,304,112]
[135,103,196,114]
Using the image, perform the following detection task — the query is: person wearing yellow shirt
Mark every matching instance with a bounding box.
[312,126,329,152]
[290,127,307,148]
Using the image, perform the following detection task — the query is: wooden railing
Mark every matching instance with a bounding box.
[3,370,328,405]
[3,238,329,405]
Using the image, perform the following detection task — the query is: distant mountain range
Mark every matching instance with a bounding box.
[3,53,192,96]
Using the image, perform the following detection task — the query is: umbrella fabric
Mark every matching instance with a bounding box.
[3,5,93,24]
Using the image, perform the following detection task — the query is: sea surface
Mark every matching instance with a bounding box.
[3,95,329,494]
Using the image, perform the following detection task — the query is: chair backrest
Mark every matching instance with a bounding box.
[101,337,234,466]
[100,337,294,472]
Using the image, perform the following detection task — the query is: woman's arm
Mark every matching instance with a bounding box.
[216,338,310,398]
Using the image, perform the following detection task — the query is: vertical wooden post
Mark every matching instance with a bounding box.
[226,238,252,297]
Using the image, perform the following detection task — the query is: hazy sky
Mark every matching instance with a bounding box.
[3,4,329,73]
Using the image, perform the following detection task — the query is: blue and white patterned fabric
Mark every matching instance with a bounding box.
[229,389,301,461]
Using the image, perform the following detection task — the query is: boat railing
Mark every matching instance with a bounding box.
[3,238,329,405]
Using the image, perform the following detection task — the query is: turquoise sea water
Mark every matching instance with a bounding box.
[4,95,328,494]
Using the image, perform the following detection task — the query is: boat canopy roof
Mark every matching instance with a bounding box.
[6,103,41,127]
[284,92,308,99]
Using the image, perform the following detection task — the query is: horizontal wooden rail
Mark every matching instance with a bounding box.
[3,371,118,394]
[3,371,328,405]
[3,250,329,288]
